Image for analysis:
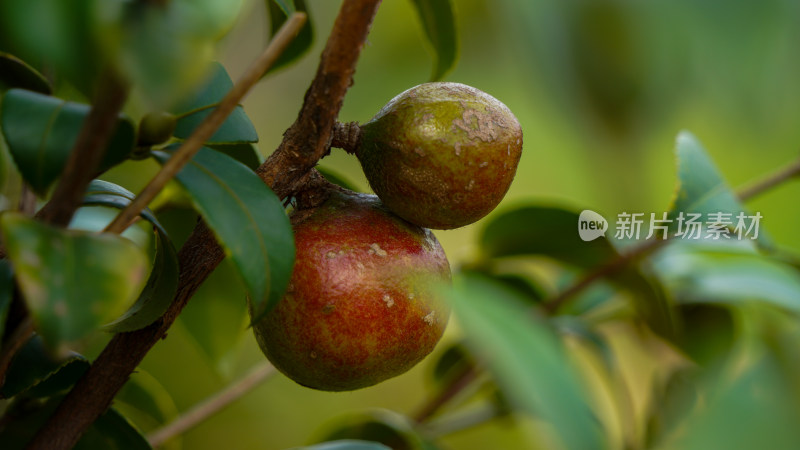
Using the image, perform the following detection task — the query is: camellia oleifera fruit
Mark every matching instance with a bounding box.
[251,188,451,391]
[352,82,523,230]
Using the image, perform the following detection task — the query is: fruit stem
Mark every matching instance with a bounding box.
[331,121,361,154]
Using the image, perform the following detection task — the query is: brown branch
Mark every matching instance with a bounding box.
[147,363,275,448]
[35,72,129,227]
[25,2,382,448]
[736,156,800,201]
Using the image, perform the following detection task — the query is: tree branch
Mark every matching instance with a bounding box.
[35,72,129,227]
[25,2,382,448]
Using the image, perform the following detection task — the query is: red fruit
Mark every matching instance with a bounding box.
[252,188,451,391]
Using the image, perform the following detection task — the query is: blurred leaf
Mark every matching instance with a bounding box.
[316,166,360,192]
[0,260,12,347]
[0,89,135,195]
[295,441,390,450]
[645,368,699,448]
[552,315,614,368]
[0,395,151,450]
[669,131,771,247]
[178,257,248,370]
[653,240,800,313]
[0,52,51,94]
[449,274,603,450]
[0,213,147,349]
[431,341,473,386]
[0,335,89,399]
[270,0,296,16]
[0,0,101,95]
[209,143,262,171]
[266,0,313,74]
[172,62,258,145]
[81,180,180,333]
[115,370,179,427]
[408,0,458,81]
[660,354,800,449]
[152,146,294,320]
[480,206,616,269]
[99,0,244,108]
[675,303,735,366]
[318,409,429,450]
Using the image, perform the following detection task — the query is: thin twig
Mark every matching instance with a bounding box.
[736,156,800,201]
[413,365,479,423]
[147,363,275,448]
[104,13,308,235]
[25,2,382,448]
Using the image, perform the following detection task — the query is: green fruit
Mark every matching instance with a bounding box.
[355,82,523,229]
[137,111,176,146]
[252,188,451,391]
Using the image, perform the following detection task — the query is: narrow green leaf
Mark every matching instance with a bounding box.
[0,52,52,94]
[270,0,296,16]
[115,370,179,427]
[297,440,391,450]
[449,274,604,450]
[0,89,135,195]
[265,0,313,75]
[0,260,13,347]
[0,335,89,399]
[480,206,616,269]
[82,180,181,333]
[209,143,262,171]
[670,131,771,247]
[408,0,458,81]
[0,0,101,96]
[152,146,294,318]
[653,240,800,313]
[172,62,258,145]
[77,407,152,450]
[317,410,429,450]
[0,213,148,349]
[316,166,360,192]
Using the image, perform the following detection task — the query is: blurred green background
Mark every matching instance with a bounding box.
[4,0,800,448]
[119,0,800,448]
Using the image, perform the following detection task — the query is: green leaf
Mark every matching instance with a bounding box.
[0,335,89,399]
[669,131,771,247]
[102,0,244,108]
[0,394,151,450]
[294,441,390,450]
[0,260,13,347]
[152,146,294,319]
[480,206,616,269]
[652,240,800,313]
[115,369,179,427]
[0,213,148,349]
[0,52,51,94]
[178,257,248,369]
[448,274,603,450]
[660,354,800,449]
[172,62,258,145]
[270,0,296,16]
[209,143,262,171]
[317,409,429,450]
[431,341,473,385]
[265,0,313,74]
[408,0,458,81]
[0,89,135,195]
[80,180,180,333]
[0,0,101,96]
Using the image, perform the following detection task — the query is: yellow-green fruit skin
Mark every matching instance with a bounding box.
[252,190,451,391]
[358,82,523,230]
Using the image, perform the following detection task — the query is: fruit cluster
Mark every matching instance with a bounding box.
[252,82,522,391]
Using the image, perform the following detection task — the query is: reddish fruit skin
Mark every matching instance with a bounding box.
[252,190,451,391]
[357,82,523,230]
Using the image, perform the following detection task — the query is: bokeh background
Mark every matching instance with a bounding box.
[5,0,800,448]
[114,1,800,448]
